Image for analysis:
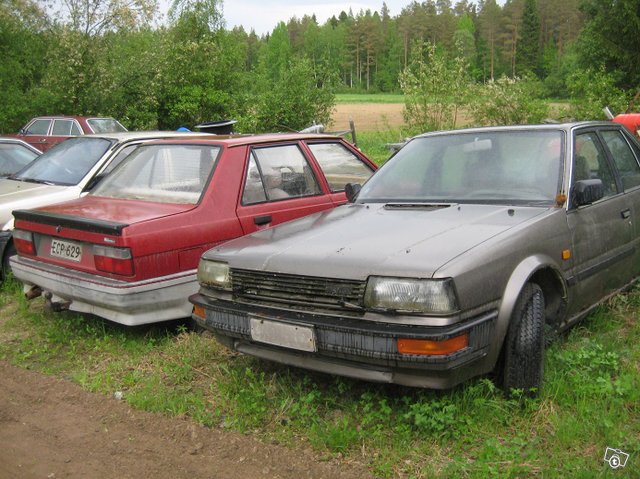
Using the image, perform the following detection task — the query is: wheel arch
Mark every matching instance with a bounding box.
[488,255,567,368]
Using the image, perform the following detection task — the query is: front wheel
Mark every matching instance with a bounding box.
[502,282,545,397]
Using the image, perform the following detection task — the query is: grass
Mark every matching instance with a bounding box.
[1,274,639,478]
[336,93,404,104]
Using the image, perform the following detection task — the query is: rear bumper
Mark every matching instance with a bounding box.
[189,293,497,389]
[11,255,197,326]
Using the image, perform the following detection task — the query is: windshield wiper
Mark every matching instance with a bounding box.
[14,177,56,186]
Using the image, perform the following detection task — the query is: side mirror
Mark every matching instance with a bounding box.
[572,179,604,207]
[344,183,361,203]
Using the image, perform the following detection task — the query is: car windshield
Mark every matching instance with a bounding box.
[358,130,564,205]
[91,144,221,204]
[11,137,113,186]
[87,118,127,133]
[0,143,39,176]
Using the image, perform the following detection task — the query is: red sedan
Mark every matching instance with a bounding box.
[15,116,127,152]
[11,133,377,325]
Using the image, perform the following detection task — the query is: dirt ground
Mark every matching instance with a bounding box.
[331,103,404,132]
[0,360,373,479]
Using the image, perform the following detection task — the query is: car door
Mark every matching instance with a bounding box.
[305,141,376,205]
[21,118,52,151]
[566,128,635,316]
[236,142,334,234]
[598,126,640,278]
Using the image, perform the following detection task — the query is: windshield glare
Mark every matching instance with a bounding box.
[91,144,221,204]
[12,137,113,186]
[358,131,563,205]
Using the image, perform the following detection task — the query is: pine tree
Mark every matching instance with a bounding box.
[516,0,541,76]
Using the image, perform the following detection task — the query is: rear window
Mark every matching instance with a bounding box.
[12,137,113,186]
[91,144,221,204]
[87,118,127,133]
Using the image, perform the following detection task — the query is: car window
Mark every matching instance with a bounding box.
[574,132,617,197]
[358,130,563,205]
[12,137,113,185]
[51,119,75,136]
[242,144,322,204]
[600,129,640,190]
[91,144,221,204]
[87,118,127,133]
[0,144,39,175]
[307,142,373,192]
[24,119,50,135]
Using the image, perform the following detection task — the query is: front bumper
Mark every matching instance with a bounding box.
[11,255,198,326]
[190,292,497,389]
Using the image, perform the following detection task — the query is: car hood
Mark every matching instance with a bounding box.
[205,202,551,280]
[0,179,81,230]
[27,195,196,226]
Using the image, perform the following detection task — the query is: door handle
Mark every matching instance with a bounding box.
[621,209,631,219]
[254,215,272,226]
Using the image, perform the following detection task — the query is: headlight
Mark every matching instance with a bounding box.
[364,277,458,314]
[197,260,231,290]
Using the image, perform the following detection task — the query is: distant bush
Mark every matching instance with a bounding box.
[468,75,549,126]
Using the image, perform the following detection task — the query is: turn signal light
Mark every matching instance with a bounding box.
[93,245,134,276]
[397,333,469,356]
[13,229,35,256]
[192,305,206,320]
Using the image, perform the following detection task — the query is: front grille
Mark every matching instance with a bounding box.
[231,269,366,309]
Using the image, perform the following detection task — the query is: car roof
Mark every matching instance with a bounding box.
[30,115,116,121]
[413,121,621,140]
[145,132,345,148]
[79,131,217,142]
[0,137,42,153]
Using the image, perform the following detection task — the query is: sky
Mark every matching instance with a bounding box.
[161,1,410,35]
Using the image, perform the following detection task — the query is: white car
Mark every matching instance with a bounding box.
[0,131,208,275]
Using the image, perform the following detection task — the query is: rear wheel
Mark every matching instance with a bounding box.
[2,242,16,280]
[502,282,545,397]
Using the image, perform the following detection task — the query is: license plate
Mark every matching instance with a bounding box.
[50,238,82,262]
[250,317,316,352]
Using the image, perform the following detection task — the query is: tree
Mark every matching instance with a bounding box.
[400,42,469,133]
[54,0,157,35]
[516,0,541,76]
[243,57,336,132]
[477,0,502,80]
[0,0,50,130]
[577,0,640,90]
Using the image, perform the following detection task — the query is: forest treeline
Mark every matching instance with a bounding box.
[1,0,638,133]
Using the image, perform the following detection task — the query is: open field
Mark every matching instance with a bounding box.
[331,102,405,133]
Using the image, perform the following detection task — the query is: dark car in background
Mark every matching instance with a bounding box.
[10,133,376,326]
[14,116,127,152]
[190,122,640,395]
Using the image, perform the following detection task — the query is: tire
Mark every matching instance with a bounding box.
[2,242,15,280]
[502,282,545,397]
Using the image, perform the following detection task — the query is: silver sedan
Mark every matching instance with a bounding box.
[190,122,640,396]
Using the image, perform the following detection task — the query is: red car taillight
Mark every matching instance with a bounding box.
[13,229,35,256]
[93,245,134,276]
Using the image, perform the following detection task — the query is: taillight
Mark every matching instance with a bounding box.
[93,245,134,276]
[13,229,35,256]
